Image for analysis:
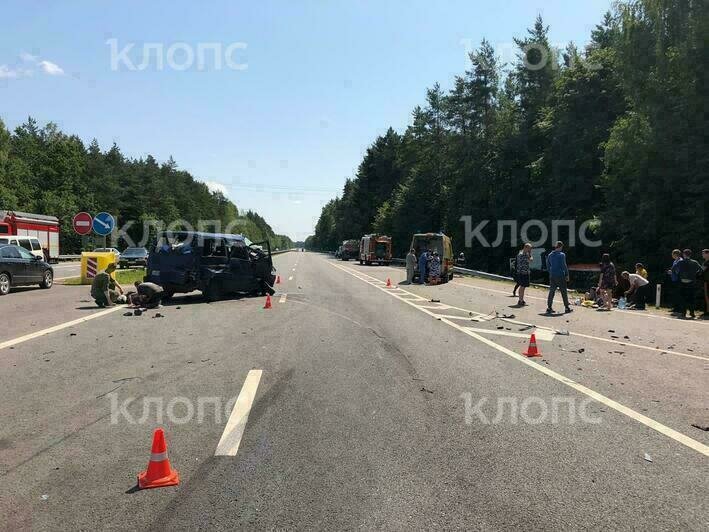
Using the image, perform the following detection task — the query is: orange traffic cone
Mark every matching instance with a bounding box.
[137,428,179,489]
[264,294,272,309]
[276,275,281,284]
[523,333,541,357]
[386,278,392,287]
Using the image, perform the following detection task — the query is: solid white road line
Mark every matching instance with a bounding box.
[463,327,555,342]
[358,272,705,361]
[0,305,127,351]
[568,331,708,361]
[279,293,288,303]
[215,369,263,456]
[328,260,709,457]
[451,279,708,325]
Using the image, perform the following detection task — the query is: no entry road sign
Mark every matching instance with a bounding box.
[72,212,93,235]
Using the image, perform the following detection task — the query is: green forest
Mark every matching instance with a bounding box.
[0,118,293,253]
[307,0,707,277]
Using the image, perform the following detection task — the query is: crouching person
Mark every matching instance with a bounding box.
[131,281,164,309]
[621,270,651,310]
[91,263,124,307]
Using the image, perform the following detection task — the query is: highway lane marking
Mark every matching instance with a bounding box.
[0,305,127,351]
[567,332,707,361]
[215,369,262,456]
[328,260,709,457]
[450,279,708,325]
[279,293,288,303]
[374,263,706,325]
[353,268,705,361]
[461,327,555,342]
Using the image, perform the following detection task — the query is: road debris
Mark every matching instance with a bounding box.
[691,423,709,431]
[133,309,143,316]
[123,312,133,316]
[643,453,653,463]
[431,298,441,303]
[420,387,434,394]
[153,312,164,318]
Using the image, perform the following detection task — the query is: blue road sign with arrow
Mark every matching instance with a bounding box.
[92,212,115,236]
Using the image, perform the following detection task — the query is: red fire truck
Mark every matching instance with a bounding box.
[0,210,60,261]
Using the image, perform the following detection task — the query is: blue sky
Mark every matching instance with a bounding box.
[1,0,613,241]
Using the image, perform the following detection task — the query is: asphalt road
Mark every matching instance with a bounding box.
[51,261,81,281]
[1,252,707,530]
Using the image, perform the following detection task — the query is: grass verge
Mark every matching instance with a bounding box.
[59,268,146,286]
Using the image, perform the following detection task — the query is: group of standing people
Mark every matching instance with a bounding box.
[405,248,441,285]
[512,240,573,313]
[667,248,707,319]
[511,243,708,319]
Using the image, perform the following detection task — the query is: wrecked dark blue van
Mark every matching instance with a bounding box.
[145,231,276,301]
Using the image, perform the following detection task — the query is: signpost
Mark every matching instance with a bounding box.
[92,212,115,236]
[72,212,93,235]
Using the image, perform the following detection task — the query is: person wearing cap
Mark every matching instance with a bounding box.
[90,263,124,308]
[621,270,650,310]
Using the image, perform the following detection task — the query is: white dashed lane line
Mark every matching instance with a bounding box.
[329,260,709,457]
[0,305,128,351]
[215,369,263,456]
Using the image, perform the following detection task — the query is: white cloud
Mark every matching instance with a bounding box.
[0,65,31,79]
[38,60,64,76]
[205,181,228,195]
[19,51,38,63]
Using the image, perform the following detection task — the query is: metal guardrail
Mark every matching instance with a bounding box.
[58,248,295,261]
[390,257,550,288]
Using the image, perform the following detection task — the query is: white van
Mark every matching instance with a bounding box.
[0,236,45,260]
